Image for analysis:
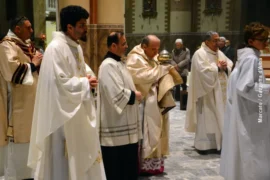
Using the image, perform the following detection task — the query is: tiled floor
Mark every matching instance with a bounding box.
[139,102,224,180]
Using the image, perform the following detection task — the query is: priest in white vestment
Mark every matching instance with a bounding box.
[126,35,178,175]
[186,31,233,154]
[27,6,106,180]
[0,16,43,180]
[220,22,270,180]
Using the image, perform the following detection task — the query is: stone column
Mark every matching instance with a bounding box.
[89,0,98,74]
[33,0,46,38]
[90,0,97,24]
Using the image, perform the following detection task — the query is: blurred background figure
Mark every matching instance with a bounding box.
[171,38,190,110]
[218,36,235,64]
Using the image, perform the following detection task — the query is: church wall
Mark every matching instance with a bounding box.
[199,0,230,32]
[125,0,243,60]
[134,0,166,33]
[170,0,192,33]
[125,0,200,57]
[170,11,191,33]
[58,0,90,13]
[97,0,124,24]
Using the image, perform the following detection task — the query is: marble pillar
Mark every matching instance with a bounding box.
[33,0,46,38]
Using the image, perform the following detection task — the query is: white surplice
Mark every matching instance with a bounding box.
[98,56,141,147]
[186,42,233,151]
[27,32,106,180]
[220,47,270,180]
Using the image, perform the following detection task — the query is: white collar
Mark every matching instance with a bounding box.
[52,31,80,48]
[201,42,218,55]
[7,29,29,45]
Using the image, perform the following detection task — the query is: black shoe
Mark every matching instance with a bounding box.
[215,149,221,155]
[196,149,221,155]
[196,149,208,155]
[180,106,186,110]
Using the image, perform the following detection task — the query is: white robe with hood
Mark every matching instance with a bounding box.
[220,47,270,180]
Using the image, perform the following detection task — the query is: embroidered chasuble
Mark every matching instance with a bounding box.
[185,42,233,151]
[27,32,105,180]
[126,45,181,174]
[0,30,38,179]
[0,30,38,146]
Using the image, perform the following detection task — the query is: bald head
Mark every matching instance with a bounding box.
[141,35,160,47]
[141,35,160,59]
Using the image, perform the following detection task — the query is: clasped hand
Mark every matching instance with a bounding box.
[218,60,227,71]
[87,75,98,88]
[32,51,43,66]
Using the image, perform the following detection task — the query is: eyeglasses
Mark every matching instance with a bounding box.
[254,38,270,43]
[210,39,220,43]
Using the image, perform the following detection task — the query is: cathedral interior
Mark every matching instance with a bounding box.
[1,0,270,179]
[1,0,270,75]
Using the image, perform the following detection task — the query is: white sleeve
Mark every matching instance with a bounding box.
[22,63,34,85]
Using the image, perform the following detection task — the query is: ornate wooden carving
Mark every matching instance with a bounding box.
[142,0,157,18]
[203,0,222,16]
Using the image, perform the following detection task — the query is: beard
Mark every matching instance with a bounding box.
[80,33,87,42]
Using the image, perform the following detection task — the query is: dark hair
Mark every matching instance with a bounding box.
[107,31,124,48]
[234,22,269,69]
[9,16,29,32]
[141,36,150,46]
[60,5,89,32]
[204,31,218,41]
[244,22,269,44]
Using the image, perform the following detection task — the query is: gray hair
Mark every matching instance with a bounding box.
[219,36,226,42]
[204,31,218,41]
[175,38,183,44]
